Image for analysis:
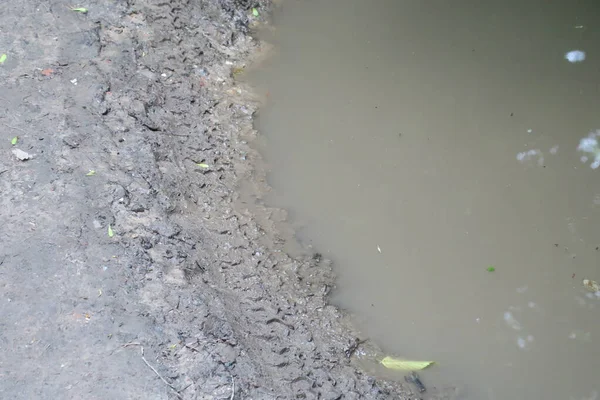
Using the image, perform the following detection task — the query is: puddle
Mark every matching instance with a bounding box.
[249,1,600,398]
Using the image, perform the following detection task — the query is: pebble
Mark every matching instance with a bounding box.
[12,148,31,161]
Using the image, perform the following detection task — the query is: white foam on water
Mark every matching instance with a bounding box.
[565,50,586,63]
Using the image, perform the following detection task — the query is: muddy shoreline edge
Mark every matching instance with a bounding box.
[0,0,413,398]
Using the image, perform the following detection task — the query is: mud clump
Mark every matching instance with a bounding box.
[0,0,412,398]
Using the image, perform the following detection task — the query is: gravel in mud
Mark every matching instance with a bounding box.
[0,1,416,398]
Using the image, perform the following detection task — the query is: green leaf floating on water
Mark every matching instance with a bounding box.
[252,7,259,16]
[487,266,496,272]
[381,356,434,371]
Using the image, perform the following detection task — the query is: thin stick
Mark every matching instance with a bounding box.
[184,342,200,352]
[140,346,183,399]
[0,122,28,135]
[230,375,235,400]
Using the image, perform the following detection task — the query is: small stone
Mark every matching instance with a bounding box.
[12,149,31,161]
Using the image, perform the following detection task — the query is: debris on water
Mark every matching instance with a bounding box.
[568,330,592,341]
[377,245,381,253]
[487,266,495,272]
[527,129,533,133]
[516,149,544,166]
[583,279,599,292]
[503,311,522,331]
[549,145,559,155]
[575,25,584,29]
[405,371,426,393]
[12,148,31,161]
[577,131,600,169]
[517,336,533,349]
[381,356,434,371]
[565,50,586,63]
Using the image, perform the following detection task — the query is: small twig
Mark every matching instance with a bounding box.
[178,382,193,394]
[0,122,28,135]
[200,31,236,57]
[184,342,200,352]
[344,337,368,358]
[164,132,190,137]
[140,346,183,399]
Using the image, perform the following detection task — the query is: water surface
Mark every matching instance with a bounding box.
[250,1,600,398]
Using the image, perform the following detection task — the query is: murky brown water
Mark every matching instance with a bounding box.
[249,1,600,398]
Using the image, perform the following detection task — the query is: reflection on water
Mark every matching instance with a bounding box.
[565,49,586,63]
[249,0,600,399]
[578,131,600,169]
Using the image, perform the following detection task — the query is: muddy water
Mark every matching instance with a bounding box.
[250,1,600,398]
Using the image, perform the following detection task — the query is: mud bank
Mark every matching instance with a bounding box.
[0,1,416,399]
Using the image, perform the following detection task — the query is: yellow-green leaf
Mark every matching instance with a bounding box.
[71,7,88,13]
[196,163,209,169]
[0,54,7,64]
[381,356,434,371]
[108,225,114,237]
[252,7,259,16]
[11,136,18,145]
[86,170,96,176]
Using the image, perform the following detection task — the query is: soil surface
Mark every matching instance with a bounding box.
[0,1,418,399]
